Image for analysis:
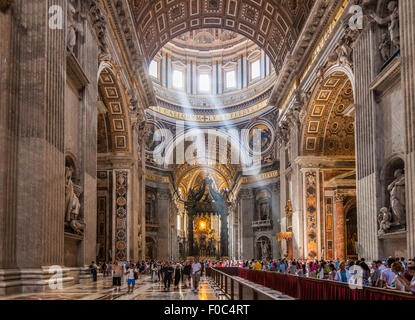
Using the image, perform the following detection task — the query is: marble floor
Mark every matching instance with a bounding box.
[0,276,228,301]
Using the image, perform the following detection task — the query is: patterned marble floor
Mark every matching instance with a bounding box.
[0,276,228,301]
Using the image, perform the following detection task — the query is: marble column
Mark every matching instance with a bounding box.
[353,22,381,261]
[240,189,255,259]
[400,0,415,258]
[334,193,346,261]
[0,0,73,294]
[157,189,170,259]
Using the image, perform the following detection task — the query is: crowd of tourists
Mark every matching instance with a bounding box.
[237,256,415,294]
[89,259,208,294]
[88,256,415,295]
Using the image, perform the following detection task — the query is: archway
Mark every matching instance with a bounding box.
[300,69,356,261]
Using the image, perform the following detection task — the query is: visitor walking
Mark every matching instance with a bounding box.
[112,260,123,292]
[191,258,202,293]
[126,263,138,294]
[89,261,98,282]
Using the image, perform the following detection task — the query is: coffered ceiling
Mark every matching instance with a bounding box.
[128,0,315,70]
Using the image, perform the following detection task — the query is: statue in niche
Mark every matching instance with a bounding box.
[67,0,84,54]
[260,240,270,260]
[387,169,406,227]
[370,1,400,50]
[259,201,270,221]
[379,32,392,62]
[65,166,85,235]
[378,207,392,235]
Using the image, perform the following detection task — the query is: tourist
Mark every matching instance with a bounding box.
[386,262,407,291]
[112,260,123,292]
[151,263,159,282]
[380,258,396,287]
[279,259,287,274]
[335,262,351,283]
[174,263,182,287]
[328,264,337,281]
[183,261,191,288]
[289,260,297,275]
[102,262,108,277]
[191,258,202,293]
[360,262,371,286]
[407,261,415,294]
[89,261,98,282]
[162,262,174,291]
[253,260,262,271]
[308,261,317,278]
[317,261,327,279]
[370,261,382,287]
[126,263,137,294]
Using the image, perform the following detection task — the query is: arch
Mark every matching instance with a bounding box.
[162,127,252,168]
[98,66,132,154]
[129,0,315,69]
[301,71,355,156]
[175,164,233,200]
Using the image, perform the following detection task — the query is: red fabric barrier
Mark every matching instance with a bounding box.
[235,268,415,300]
[299,277,324,300]
[366,290,408,301]
[324,282,363,300]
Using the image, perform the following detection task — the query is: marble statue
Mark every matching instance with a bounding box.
[378,207,392,235]
[259,201,270,220]
[65,166,85,235]
[67,1,83,54]
[387,169,406,226]
[370,1,400,50]
[261,240,269,260]
[379,33,392,62]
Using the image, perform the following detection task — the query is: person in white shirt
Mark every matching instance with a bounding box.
[191,258,202,293]
[335,262,351,283]
[380,258,396,287]
[125,263,137,294]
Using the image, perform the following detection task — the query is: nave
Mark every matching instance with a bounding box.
[0,276,226,301]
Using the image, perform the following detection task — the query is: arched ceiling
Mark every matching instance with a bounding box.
[302,72,355,157]
[98,68,132,153]
[129,0,315,69]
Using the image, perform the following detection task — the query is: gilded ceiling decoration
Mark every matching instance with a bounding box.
[175,163,235,200]
[129,0,315,68]
[302,72,355,157]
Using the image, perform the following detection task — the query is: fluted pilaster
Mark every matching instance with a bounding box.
[353,23,380,261]
[400,0,415,258]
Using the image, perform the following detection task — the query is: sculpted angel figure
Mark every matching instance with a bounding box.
[378,207,392,235]
[67,1,84,53]
[370,1,400,50]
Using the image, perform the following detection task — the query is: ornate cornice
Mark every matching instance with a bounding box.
[268,0,344,107]
[105,0,156,109]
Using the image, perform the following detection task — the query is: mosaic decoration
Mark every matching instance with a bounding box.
[115,171,128,261]
[325,196,334,260]
[247,122,275,155]
[305,171,318,259]
[145,121,166,154]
